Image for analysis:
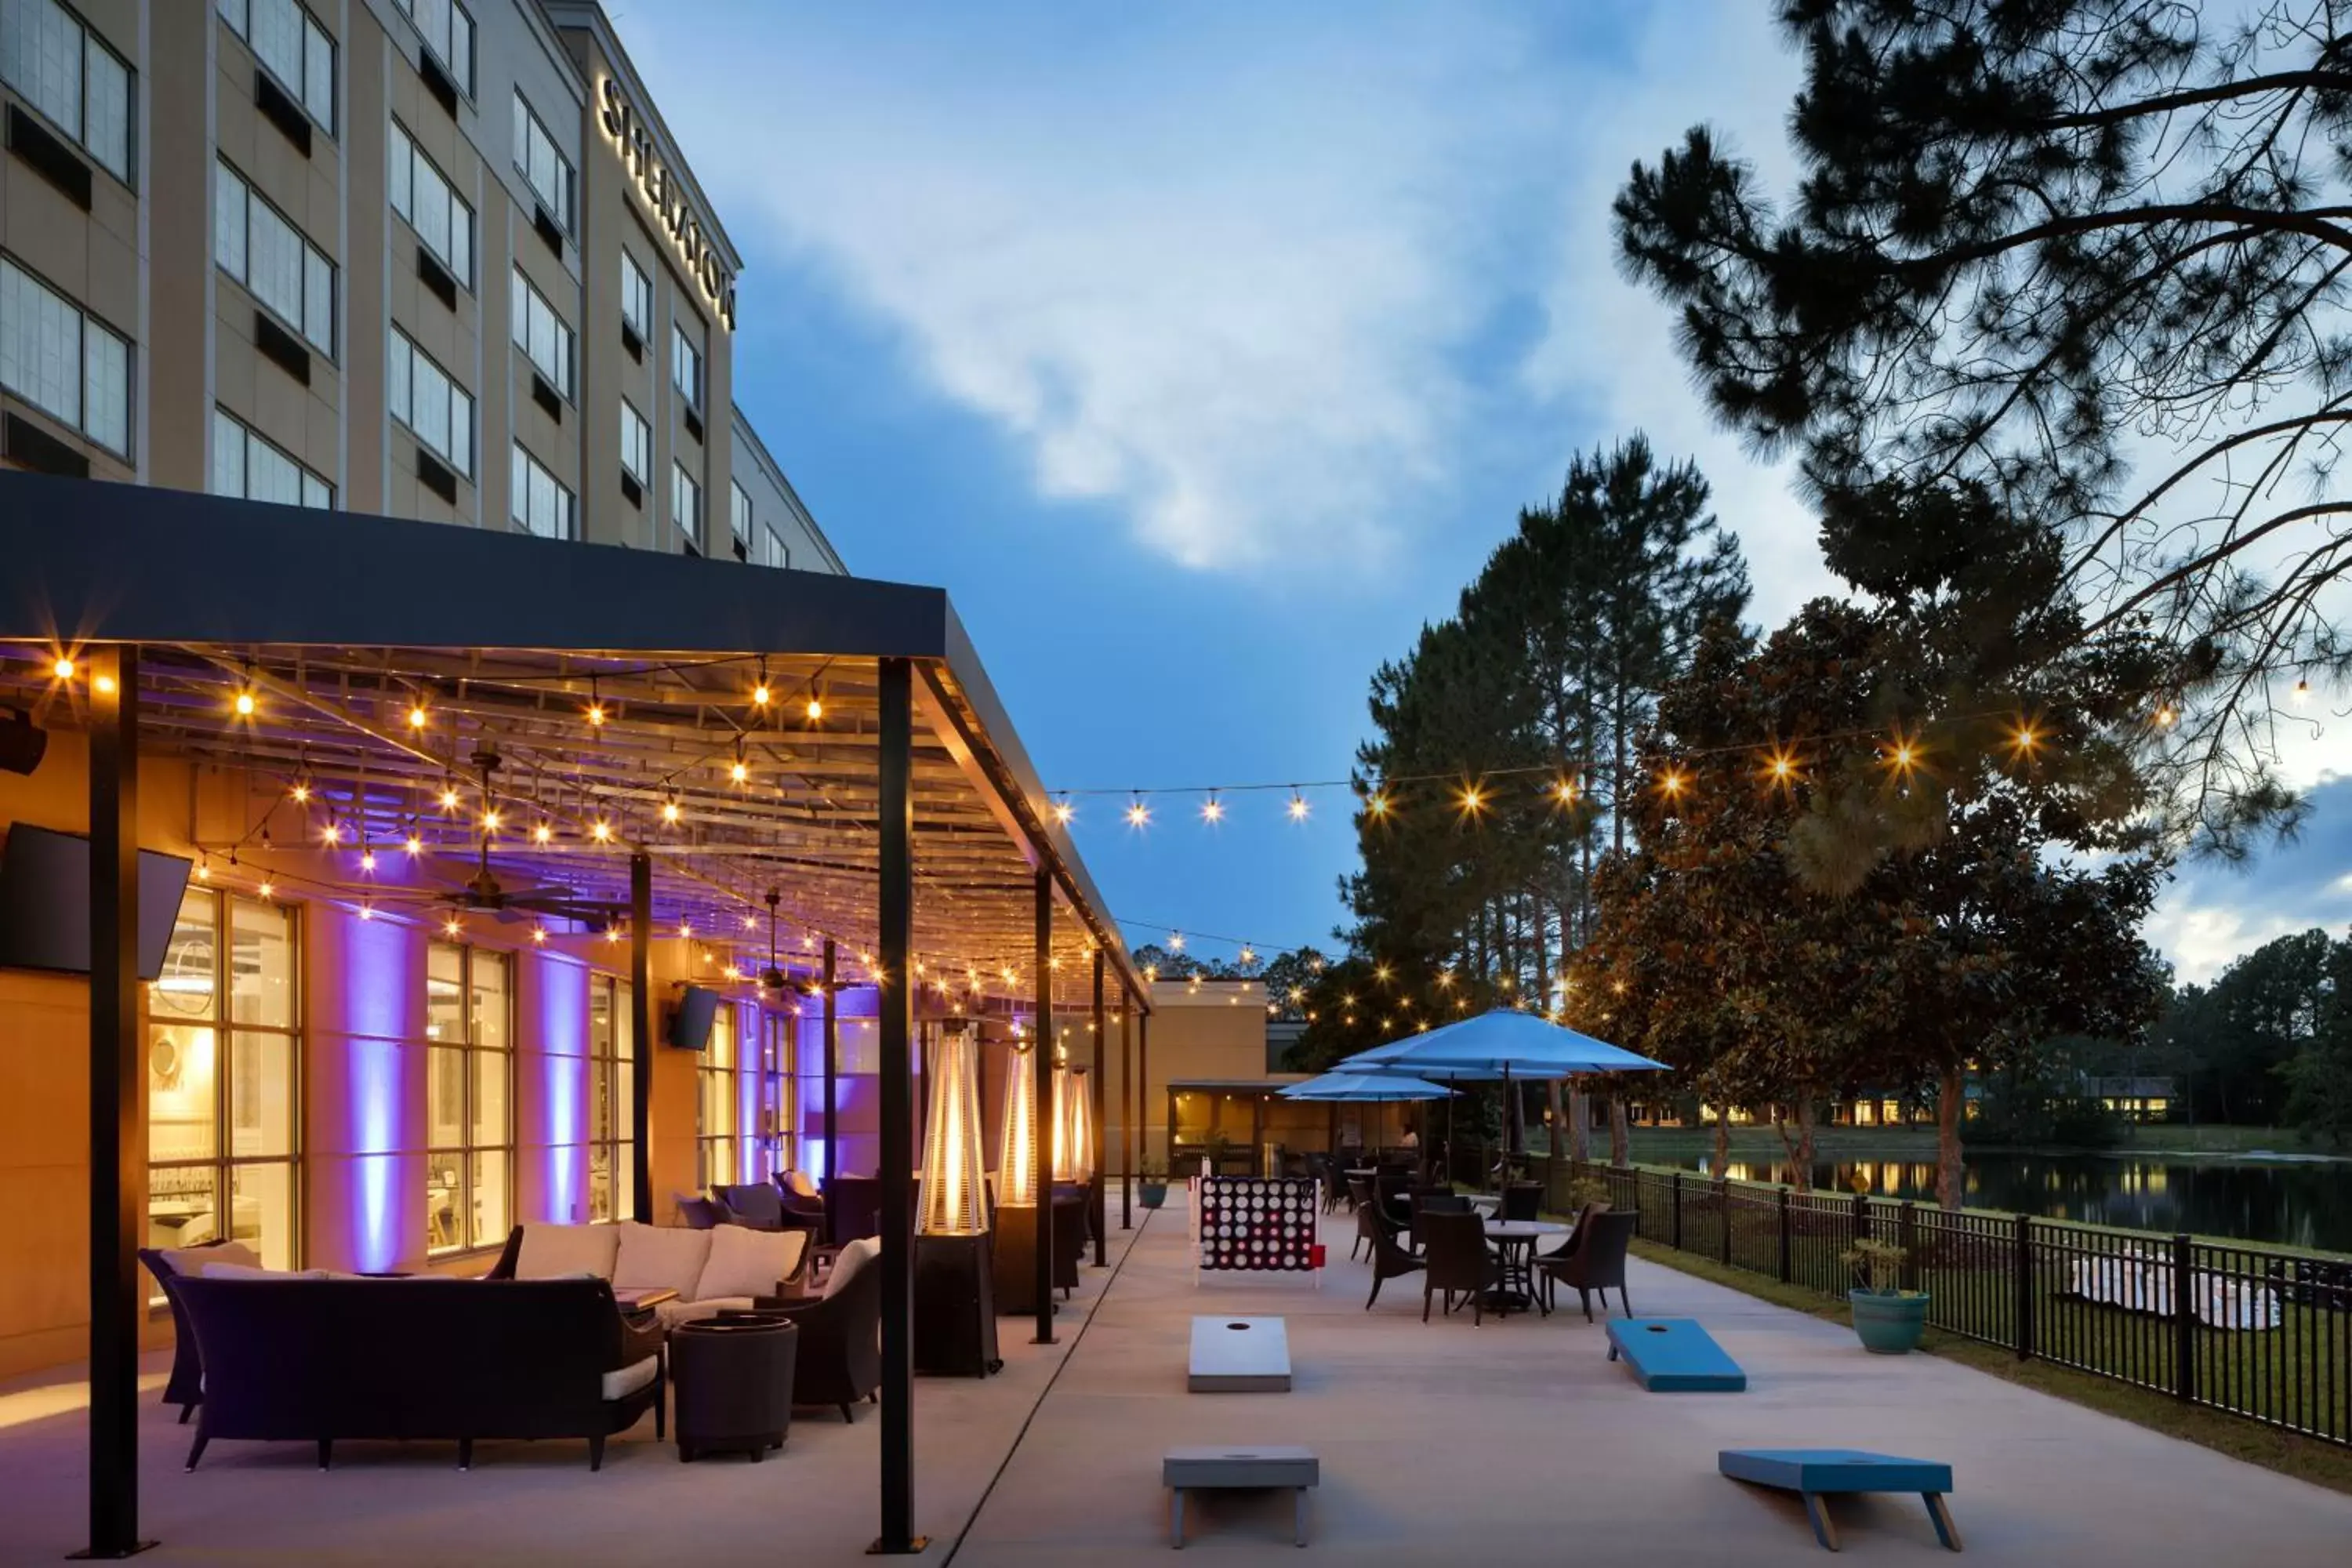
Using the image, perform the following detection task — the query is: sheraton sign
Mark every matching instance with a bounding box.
[599,78,738,331]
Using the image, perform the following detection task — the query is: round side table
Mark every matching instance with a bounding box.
[670,1316,799,1462]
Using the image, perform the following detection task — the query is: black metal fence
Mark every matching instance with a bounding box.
[1547,1160,2352,1448]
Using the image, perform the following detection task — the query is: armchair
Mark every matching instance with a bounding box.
[1419,1209,1502,1325]
[1536,1209,1637,1322]
[746,1235,881,1421]
[1359,1203,1425,1311]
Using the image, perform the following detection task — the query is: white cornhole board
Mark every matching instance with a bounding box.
[1164,1446,1318,1548]
[1189,1316,1291,1392]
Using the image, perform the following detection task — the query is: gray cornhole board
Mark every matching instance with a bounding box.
[1163,1446,1318,1548]
[1189,1316,1291,1392]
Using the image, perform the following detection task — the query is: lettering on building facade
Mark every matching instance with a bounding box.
[599,78,738,331]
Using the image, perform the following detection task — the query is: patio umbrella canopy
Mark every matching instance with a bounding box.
[1340,1007,1668,1080]
[1279,1071,1459,1102]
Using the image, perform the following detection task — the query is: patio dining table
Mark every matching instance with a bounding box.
[1482,1218,1568,1316]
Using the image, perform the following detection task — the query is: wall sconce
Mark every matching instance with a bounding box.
[919,1021,987,1236]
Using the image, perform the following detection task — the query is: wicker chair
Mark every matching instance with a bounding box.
[1537,1209,1637,1322]
[735,1236,883,1422]
[1419,1208,1503,1325]
[1359,1203,1426,1310]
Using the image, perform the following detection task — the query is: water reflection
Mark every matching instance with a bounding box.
[1670,1152,2352,1254]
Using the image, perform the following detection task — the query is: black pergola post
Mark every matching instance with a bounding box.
[822,939,838,1243]
[1030,869,1054,1345]
[80,644,152,1561]
[1090,950,1107,1265]
[629,851,652,1225]
[873,657,923,1554]
[1118,990,1133,1230]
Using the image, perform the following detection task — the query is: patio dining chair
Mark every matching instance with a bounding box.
[1407,1189,1469,1254]
[1537,1209,1637,1323]
[1361,1203,1427,1311]
[1501,1183,1543,1222]
[1419,1209,1503,1325]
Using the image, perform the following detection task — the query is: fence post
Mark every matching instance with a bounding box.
[1718,1178,1733,1267]
[2013,1214,2034,1362]
[2172,1233,2197,1404]
[1898,1201,1919,1294]
[1777,1188,1792,1283]
[1849,1191,1869,1288]
[1671,1171,1685,1252]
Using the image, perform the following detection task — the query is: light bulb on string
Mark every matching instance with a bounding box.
[1553,778,1579,805]
[1367,789,1391,819]
[1456,781,1486,817]
[440,784,461,812]
[530,926,547,946]
[730,742,750,786]
[481,808,503,833]
[1200,793,1224,825]
[590,818,613,843]
[257,879,275,901]
[358,901,375,921]
[407,699,429,731]
[662,797,682,825]
[405,831,424,856]
[444,916,463,938]
[51,655,74,680]
[321,821,343,845]
[532,821,554,844]
[1125,795,1150,829]
[359,847,376,873]
[1168,931,1185,953]
[1051,796,1075,826]
[1287,789,1309,822]
[2292,678,2311,706]
[805,695,823,722]
[234,685,256,717]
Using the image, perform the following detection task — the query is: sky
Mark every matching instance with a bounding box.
[614,0,2350,989]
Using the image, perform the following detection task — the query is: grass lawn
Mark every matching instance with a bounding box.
[1597,1123,2332,1162]
[1627,1237,2352,1497]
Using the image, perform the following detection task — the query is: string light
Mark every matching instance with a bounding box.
[531,926,547,946]
[1658,765,1687,798]
[586,699,607,727]
[2154,703,2177,728]
[606,924,622,945]
[662,797,682,825]
[1169,932,1185,952]
[481,808,503,833]
[753,677,771,709]
[93,673,115,695]
[730,743,750,785]
[1457,782,1486,816]
[1367,790,1391,818]
[532,821,554,844]
[1883,733,1920,776]
[321,821,343,845]
[1052,796,1075,826]
[680,920,694,938]
[1126,796,1151,829]
[358,901,374,921]
[590,818,613,843]
[405,832,424,855]
[444,916,463,938]
[440,786,461,811]
[1553,778,1579,804]
[406,700,429,731]
[1200,793,1225,825]
[2292,678,2310,706]
[289,779,310,804]
[805,695,824,722]
[1763,748,1798,785]
[195,858,210,883]
[359,848,376,873]
[234,683,257,717]
[1287,789,1309,822]
[51,655,74,680]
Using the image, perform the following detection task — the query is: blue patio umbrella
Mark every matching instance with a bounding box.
[1279,1071,1459,1101]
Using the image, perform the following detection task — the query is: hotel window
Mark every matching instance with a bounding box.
[0,254,128,454]
[389,121,473,286]
[212,407,331,510]
[671,462,702,551]
[671,322,703,411]
[619,398,650,484]
[388,326,474,478]
[215,160,336,358]
[426,942,511,1253]
[758,525,788,570]
[620,250,652,341]
[698,1002,738,1189]
[758,1011,795,1175]
[509,265,574,399]
[588,977,635,1223]
[146,891,301,1290]
[511,89,573,232]
[509,441,576,540]
[218,0,334,134]
[728,480,753,550]
[2,0,132,183]
[392,0,472,99]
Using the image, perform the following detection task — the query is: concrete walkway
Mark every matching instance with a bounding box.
[952,1195,2352,1566]
[3,1196,2347,1566]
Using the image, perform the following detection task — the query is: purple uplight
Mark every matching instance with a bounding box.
[343,915,410,1272]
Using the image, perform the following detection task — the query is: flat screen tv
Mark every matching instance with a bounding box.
[666,984,721,1051]
[0,823,194,982]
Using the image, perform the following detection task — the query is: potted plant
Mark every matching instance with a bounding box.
[1841,1237,1929,1354]
[1138,1162,1168,1210]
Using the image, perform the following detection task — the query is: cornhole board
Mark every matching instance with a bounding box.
[1718,1448,1961,1552]
[1189,1316,1291,1392]
[1163,1446,1317,1548]
[1606,1317,1747,1391]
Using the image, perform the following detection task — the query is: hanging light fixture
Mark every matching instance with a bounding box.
[918,1021,989,1236]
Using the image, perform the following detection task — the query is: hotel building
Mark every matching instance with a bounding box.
[0,0,1132,1392]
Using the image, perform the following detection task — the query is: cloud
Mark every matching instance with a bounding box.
[2146,772,2352,982]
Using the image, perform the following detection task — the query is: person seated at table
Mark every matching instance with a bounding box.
[1400,1128,1420,1151]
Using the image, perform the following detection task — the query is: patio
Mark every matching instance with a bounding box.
[5,1189,2349,1564]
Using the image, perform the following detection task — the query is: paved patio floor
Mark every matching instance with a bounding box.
[4,1194,2349,1566]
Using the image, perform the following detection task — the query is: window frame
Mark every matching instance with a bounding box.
[511,89,575,234]
[0,250,131,456]
[425,941,513,1255]
[728,479,753,548]
[390,0,473,100]
[212,405,332,510]
[388,325,474,480]
[508,440,577,541]
[389,118,474,289]
[588,975,635,1223]
[670,322,703,412]
[696,1000,739,1190]
[5,0,136,185]
[671,461,702,551]
[620,249,652,340]
[218,0,336,136]
[215,157,338,359]
[145,887,303,1291]
[619,397,650,485]
[508,264,575,401]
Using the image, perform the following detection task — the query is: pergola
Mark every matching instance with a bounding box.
[0,471,1149,1557]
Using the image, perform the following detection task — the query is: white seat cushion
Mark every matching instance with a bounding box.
[695,1225,805,1300]
[782,1170,819,1200]
[158,1241,258,1279]
[201,1261,328,1280]
[612,1223,712,1298]
[655,1296,754,1329]
[514,1222,620,1281]
[600,1355,659,1402]
[826,1236,881,1300]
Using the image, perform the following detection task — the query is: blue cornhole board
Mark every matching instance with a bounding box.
[1719,1448,1961,1553]
[1605,1317,1746,1391]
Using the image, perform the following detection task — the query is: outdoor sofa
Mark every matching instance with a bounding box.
[485,1219,810,1327]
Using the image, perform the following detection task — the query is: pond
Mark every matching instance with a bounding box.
[1651,1149,2352,1255]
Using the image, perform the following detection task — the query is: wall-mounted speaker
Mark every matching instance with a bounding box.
[0,710,47,776]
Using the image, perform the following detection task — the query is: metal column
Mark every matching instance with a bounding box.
[822,938,838,1243]
[1119,990,1134,1229]
[1090,950,1107,1265]
[629,852,652,1225]
[80,645,152,1560]
[1031,868,1055,1345]
[873,658,924,1553]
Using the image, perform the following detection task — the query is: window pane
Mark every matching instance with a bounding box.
[251,435,297,506]
[147,1024,219,1163]
[210,408,245,498]
[214,169,248,279]
[252,0,299,105]
[470,953,508,1050]
[82,320,125,455]
[416,360,448,459]
[388,125,412,218]
[426,1044,465,1146]
[229,897,295,1028]
[229,1030,296,1158]
[303,16,332,129]
[147,1165,216,1257]
[387,330,409,423]
[231,1162,298,1271]
[2,258,82,429]
[426,1152,461,1250]
[449,383,472,476]
[509,445,527,528]
[450,198,471,286]
[303,248,333,355]
[426,944,463,1041]
[84,39,129,181]
[2,0,82,140]
[471,1047,508,1149]
[301,471,332,509]
[450,3,472,95]
[469,1149,508,1247]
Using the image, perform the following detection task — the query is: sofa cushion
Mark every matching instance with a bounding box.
[515,1222,620,1281]
[201,1261,328,1280]
[696,1225,805,1299]
[600,1355,660,1402]
[826,1236,881,1300]
[782,1169,820,1199]
[655,1296,754,1329]
[158,1240,258,1281]
[612,1222,712,1298]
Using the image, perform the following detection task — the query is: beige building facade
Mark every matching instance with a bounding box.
[0,0,840,570]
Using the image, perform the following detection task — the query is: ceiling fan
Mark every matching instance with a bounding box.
[370,743,621,927]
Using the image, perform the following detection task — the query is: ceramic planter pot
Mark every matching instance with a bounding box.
[1139,1181,1168,1210]
[1849,1289,1930,1354]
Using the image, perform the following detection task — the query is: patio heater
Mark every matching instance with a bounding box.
[991,1028,1050,1316]
[1059,1064,1099,1252]
[913,1019,999,1375]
